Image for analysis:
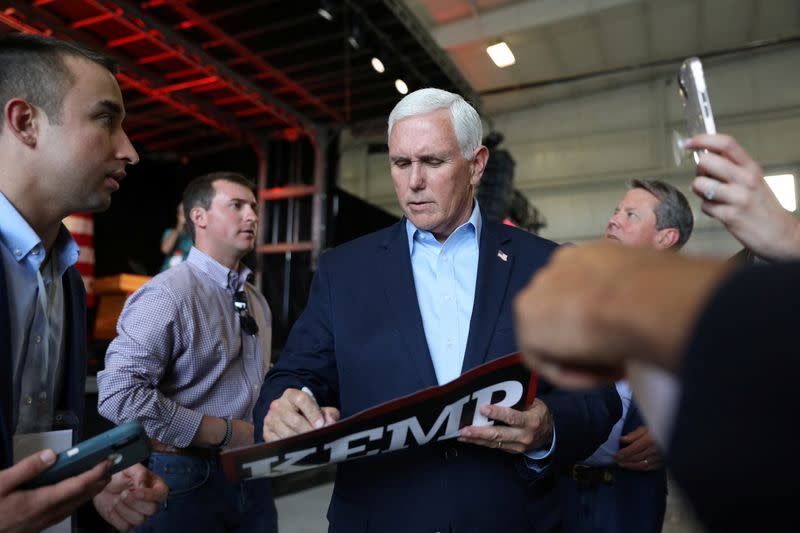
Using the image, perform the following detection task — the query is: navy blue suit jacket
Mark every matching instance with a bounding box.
[1,261,88,468]
[254,218,621,533]
[555,399,667,533]
[614,403,667,532]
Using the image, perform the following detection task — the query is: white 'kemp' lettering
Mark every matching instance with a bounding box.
[242,379,524,477]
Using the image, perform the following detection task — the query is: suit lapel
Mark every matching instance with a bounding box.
[461,222,513,373]
[61,267,87,439]
[380,221,438,388]
[0,261,13,467]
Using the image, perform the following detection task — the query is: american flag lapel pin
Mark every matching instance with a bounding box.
[497,250,508,262]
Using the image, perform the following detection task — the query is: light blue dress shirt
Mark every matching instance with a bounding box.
[406,201,554,464]
[0,191,79,433]
[406,203,481,385]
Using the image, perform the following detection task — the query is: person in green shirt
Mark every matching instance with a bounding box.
[160,202,193,271]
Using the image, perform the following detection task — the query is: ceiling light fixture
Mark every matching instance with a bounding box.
[486,41,516,68]
[348,23,362,49]
[371,56,386,73]
[317,1,334,21]
[395,79,408,95]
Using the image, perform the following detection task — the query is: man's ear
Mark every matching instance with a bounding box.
[655,228,680,250]
[4,98,39,147]
[189,206,207,231]
[469,145,490,187]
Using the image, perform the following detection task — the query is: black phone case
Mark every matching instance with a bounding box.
[21,421,151,489]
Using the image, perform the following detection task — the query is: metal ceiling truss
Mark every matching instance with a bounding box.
[3,1,261,152]
[84,0,317,129]
[2,0,338,155]
[2,0,477,152]
[134,0,342,123]
[379,0,482,111]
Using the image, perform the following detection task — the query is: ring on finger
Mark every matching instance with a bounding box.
[496,440,503,449]
[704,181,721,201]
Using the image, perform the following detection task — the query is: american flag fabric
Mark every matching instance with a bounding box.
[63,213,95,307]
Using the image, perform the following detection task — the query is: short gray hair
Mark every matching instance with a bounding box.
[387,88,482,160]
[630,179,694,249]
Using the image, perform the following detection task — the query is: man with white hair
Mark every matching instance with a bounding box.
[254,88,621,532]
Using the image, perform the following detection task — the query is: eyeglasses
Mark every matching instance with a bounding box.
[233,291,259,336]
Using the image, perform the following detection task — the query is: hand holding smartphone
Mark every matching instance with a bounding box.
[20,422,151,489]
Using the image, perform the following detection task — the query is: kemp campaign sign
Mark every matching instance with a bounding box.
[221,352,536,481]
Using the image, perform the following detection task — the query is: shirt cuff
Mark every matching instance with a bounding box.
[160,404,204,448]
[522,423,557,472]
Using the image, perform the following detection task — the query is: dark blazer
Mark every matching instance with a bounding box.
[555,401,667,533]
[254,218,621,533]
[669,262,800,533]
[615,403,667,532]
[1,260,88,468]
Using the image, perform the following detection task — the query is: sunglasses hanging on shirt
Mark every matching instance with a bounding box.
[233,291,259,336]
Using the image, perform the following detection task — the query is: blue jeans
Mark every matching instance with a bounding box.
[135,453,277,533]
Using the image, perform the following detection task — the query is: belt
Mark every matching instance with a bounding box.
[566,464,615,485]
[149,439,220,459]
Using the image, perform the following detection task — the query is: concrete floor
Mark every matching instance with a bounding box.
[662,475,706,533]
[275,481,333,533]
[275,474,705,533]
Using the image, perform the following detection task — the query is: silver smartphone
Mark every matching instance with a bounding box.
[678,57,716,163]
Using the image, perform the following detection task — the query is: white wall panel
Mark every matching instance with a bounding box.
[338,48,800,258]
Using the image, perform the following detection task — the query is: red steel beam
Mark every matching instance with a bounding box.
[71,10,119,29]
[117,72,238,138]
[1,2,257,152]
[235,107,269,118]
[257,242,315,254]
[0,7,49,33]
[159,2,343,123]
[164,66,201,80]
[138,50,179,65]
[259,185,318,202]
[155,75,218,93]
[104,0,312,129]
[107,32,149,48]
[213,94,251,106]
[47,0,296,130]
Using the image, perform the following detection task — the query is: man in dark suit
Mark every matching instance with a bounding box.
[0,33,167,531]
[254,88,621,533]
[557,179,693,532]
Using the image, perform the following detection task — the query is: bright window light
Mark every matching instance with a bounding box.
[395,79,408,95]
[486,42,515,68]
[765,174,797,212]
[371,57,385,74]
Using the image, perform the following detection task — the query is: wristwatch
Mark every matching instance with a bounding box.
[218,418,233,448]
